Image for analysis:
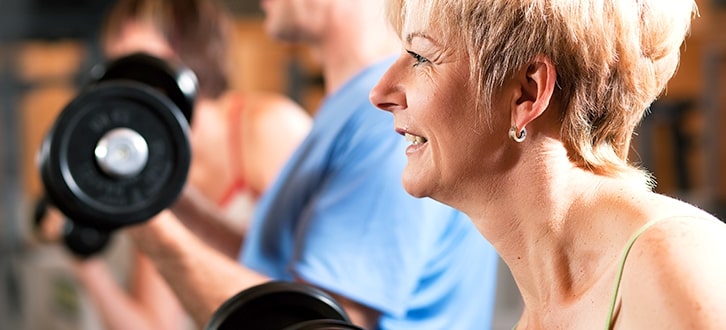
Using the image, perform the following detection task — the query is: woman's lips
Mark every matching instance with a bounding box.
[404,132,428,154]
[404,132,427,145]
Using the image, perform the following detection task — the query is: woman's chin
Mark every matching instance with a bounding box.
[401,172,432,199]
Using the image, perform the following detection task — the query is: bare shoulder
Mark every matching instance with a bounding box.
[236,90,308,116]
[618,196,726,328]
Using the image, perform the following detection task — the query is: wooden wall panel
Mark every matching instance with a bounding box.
[229,19,292,94]
[16,41,85,199]
[20,87,77,199]
[229,18,324,113]
[17,42,85,82]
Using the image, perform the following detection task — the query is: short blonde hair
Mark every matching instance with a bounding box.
[386,0,697,182]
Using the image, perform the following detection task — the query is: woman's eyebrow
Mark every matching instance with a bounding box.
[405,31,429,44]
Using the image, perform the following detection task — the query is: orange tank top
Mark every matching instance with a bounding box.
[214,94,258,233]
[217,94,258,208]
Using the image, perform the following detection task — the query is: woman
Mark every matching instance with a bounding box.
[370,0,726,328]
[64,0,311,329]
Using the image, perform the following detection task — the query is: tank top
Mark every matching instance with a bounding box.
[216,94,258,225]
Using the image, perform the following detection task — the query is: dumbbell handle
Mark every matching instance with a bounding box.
[32,194,111,258]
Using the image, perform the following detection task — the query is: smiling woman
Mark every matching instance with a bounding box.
[371,0,726,328]
[375,30,485,201]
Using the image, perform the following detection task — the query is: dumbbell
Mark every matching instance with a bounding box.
[32,194,111,258]
[38,52,198,232]
[206,281,364,330]
[38,53,360,328]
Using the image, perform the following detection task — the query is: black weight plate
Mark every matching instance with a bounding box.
[40,81,191,230]
[206,281,352,330]
[282,319,363,330]
[94,52,198,123]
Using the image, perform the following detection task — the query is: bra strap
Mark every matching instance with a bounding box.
[605,218,663,329]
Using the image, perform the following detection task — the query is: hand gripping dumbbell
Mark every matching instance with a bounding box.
[38,52,198,236]
[32,194,111,258]
[38,53,362,329]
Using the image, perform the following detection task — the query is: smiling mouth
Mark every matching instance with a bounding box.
[404,132,428,145]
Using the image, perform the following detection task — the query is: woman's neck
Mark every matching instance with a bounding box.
[464,145,621,311]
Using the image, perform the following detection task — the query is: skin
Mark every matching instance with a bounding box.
[370,19,726,329]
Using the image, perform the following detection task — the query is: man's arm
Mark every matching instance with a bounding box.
[129,210,380,329]
[170,185,245,258]
[125,210,269,328]
[72,252,187,330]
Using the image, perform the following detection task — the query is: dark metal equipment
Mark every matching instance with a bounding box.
[38,53,196,232]
[207,281,363,330]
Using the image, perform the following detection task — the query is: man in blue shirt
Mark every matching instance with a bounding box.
[127,0,500,329]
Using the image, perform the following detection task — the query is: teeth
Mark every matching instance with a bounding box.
[405,133,415,143]
[405,133,427,145]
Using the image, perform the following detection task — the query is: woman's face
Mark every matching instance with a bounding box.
[370,24,511,202]
[104,19,174,60]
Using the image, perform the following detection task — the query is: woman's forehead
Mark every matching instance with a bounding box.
[399,8,437,35]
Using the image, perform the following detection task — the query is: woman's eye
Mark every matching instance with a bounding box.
[406,50,429,66]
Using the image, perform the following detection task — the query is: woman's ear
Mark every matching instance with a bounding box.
[509,54,557,130]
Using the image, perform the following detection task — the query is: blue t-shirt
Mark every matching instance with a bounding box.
[241,58,499,329]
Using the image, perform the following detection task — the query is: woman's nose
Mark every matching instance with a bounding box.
[369,65,406,113]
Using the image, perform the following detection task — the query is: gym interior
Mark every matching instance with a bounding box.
[0,0,725,329]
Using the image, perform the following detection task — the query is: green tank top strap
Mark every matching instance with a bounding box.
[605,218,664,329]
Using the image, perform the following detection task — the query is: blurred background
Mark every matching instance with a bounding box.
[0,0,724,329]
